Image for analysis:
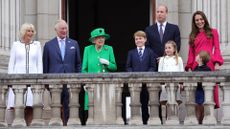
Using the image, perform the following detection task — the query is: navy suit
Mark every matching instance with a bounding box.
[145,22,181,58]
[125,47,157,124]
[126,47,157,72]
[43,37,81,73]
[43,37,81,125]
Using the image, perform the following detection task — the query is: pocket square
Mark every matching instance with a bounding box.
[70,46,75,49]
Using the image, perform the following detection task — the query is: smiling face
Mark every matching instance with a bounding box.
[94,36,105,47]
[55,20,68,39]
[194,14,205,31]
[23,27,35,42]
[135,36,146,47]
[165,43,175,56]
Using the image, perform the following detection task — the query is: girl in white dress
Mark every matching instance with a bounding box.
[158,40,185,123]
[7,23,43,126]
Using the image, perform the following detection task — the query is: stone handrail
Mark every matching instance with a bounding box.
[0,70,229,127]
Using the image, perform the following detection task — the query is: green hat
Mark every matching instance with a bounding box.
[89,28,110,43]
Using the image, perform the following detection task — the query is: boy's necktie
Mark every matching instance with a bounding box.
[138,48,143,61]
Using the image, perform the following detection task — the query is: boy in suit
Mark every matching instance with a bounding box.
[126,30,157,125]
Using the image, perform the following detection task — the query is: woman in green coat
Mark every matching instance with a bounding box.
[82,28,117,73]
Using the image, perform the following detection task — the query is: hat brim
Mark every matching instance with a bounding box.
[89,34,110,43]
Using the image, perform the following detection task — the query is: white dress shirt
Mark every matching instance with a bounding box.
[158,55,184,72]
[137,46,145,55]
[8,40,43,74]
[157,21,167,34]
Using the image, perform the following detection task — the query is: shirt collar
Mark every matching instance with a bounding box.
[57,37,66,42]
[157,21,167,27]
[137,46,145,51]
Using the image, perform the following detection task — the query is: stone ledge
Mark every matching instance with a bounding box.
[1,125,230,129]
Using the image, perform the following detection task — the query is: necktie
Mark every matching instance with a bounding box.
[60,40,65,60]
[138,48,143,61]
[159,24,164,42]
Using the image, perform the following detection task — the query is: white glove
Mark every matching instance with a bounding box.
[99,58,110,65]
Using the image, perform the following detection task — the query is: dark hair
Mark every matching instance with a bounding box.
[198,50,210,64]
[189,11,213,46]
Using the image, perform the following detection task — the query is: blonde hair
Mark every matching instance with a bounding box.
[164,40,179,65]
[133,30,146,39]
[19,23,36,39]
[198,50,210,64]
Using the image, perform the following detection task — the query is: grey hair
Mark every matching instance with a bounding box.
[19,23,36,39]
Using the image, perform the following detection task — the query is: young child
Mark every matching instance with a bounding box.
[158,40,184,103]
[126,30,157,125]
[126,30,157,72]
[158,40,184,123]
[194,50,211,124]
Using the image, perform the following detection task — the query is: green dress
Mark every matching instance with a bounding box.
[82,44,117,73]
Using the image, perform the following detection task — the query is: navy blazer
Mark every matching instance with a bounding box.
[126,47,157,72]
[43,37,81,73]
[145,22,181,58]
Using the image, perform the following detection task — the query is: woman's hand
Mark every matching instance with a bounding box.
[215,63,221,70]
[99,58,110,65]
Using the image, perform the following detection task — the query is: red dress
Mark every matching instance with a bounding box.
[185,29,224,71]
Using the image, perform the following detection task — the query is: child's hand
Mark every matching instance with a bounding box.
[215,63,221,70]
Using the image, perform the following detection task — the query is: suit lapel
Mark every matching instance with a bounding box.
[64,38,72,62]
[162,23,169,44]
[53,38,62,60]
[153,24,162,44]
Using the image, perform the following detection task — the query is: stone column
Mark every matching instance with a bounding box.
[221,82,230,125]
[147,82,161,125]
[165,83,179,125]
[48,84,62,126]
[12,85,26,127]
[129,83,142,125]
[68,84,81,125]
[0,85,7,126]
[31,85,44,126]
[115,83,123,124]
[86,84,94,124]
[184,83,198,125]
[203,82,217,125]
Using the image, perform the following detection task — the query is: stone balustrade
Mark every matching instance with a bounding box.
[0,71,230,127]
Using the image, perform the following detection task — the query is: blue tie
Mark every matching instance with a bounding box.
[138,48,143,61]
[60,40,65,60]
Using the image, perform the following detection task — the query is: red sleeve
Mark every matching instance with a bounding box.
[212,29,224,65]
[185,44,195,71]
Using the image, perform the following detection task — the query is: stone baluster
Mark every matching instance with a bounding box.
[221,82,230,125]
[0,85,7,126]
[147,82,161,125]
[86,84,94,124]
[203,82,217,125]
[12,85,26,127]
[165,83,179,125]
[48,84,62,126]
[31,85,44,126]
[129,83,142,125]
[68,84,81,125]
[184,83,198,125]
[115,83,123,124]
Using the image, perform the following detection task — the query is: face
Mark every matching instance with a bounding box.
[23,27,34,42]
[135,36,146,47]
[56,21,68,39]
[195,54,202,64]
[194,14,205,30]
[94,36,105,47]
[156,6,167,23]
[165,43,175,56]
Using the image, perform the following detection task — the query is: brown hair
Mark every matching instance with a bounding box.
[189,11,213,46]
[133,30,146,39]
[198,50,210,65]
[164,40,179,65]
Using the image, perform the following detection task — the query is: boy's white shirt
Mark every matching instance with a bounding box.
[158,55,184,72]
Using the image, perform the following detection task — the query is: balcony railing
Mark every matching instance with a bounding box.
[0,71,230,127]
